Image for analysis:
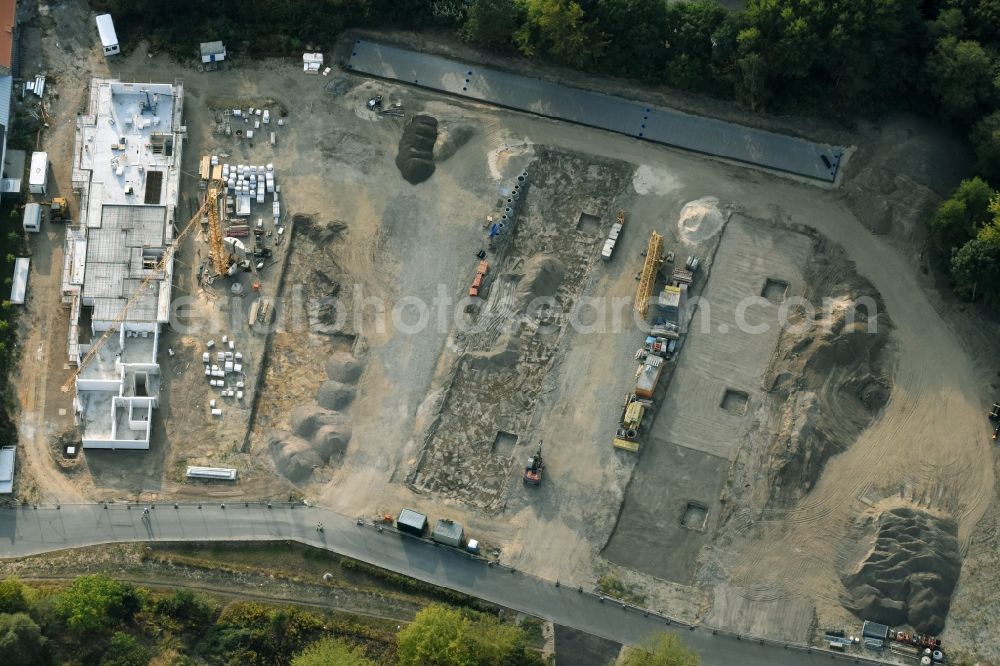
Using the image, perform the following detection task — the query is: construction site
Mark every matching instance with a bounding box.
[8,2,1000,662]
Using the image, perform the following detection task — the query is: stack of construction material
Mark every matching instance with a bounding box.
[303,53,323,72]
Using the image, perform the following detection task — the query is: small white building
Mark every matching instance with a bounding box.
[28,151,47,195]
[200,41,226,64]
[10,257,29,305]
[96,14,119,56]
[0,445,14,494]
[22,202,40,232]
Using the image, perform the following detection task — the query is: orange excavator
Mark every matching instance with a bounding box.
[523,441,545,486]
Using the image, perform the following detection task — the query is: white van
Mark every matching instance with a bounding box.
[96,14,119,56]
[22,203,41,233]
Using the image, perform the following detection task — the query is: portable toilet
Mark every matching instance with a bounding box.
[28,152,47,195]
[96,14,119,56]
[22,203,41,233]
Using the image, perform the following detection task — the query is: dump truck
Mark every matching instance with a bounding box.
[990,402,999,440]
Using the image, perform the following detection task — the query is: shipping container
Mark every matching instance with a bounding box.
[431,519,464,547]
[397,508,428,537]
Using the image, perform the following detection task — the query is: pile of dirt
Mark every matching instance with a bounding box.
[513,255,565,315]
[841,507,961,634]
[268,432,323,483]
[396,114,438,184]
[316,380,356,410]
[434,123,474,162]
[764,238,894,508]
[325,351,364,383]
[270,352,365,482]
[291,404,345,439]
[678,197,726,245]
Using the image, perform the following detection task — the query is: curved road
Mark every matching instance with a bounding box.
[0,503,888,666]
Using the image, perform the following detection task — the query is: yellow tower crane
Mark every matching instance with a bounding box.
[206,179,233,277]
[634,231,663,316]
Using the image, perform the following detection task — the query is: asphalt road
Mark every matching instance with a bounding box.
[0,503,886,666]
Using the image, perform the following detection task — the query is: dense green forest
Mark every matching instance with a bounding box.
[91,0,1000,300]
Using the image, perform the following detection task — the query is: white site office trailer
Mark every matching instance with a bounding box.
[96,14,119,56]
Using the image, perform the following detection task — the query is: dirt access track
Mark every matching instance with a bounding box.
[10,3,1000,658]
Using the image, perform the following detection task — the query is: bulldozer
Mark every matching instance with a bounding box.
[42,197,70,224]
[523,441,545,486]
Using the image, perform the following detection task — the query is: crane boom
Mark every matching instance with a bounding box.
[634,231,663,316]
[206,179,232,276]
[61,191,218,393]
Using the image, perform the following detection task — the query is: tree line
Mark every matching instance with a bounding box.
[0,574,698,665]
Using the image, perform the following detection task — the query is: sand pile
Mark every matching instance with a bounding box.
[842,507,960,634]
[396,115,438,184]
[764,240,893,508]
[434,123,474,162]
[270,353,364,482]
[513,255,565,315]
[631,165,680,196]
[678,197,725,245]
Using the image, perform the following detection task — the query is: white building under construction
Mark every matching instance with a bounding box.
[61,78,185,449]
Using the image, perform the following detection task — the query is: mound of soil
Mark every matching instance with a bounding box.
[842,507,960,634]
[396,115,438,184]
[268,432,322,483]
[434,123,474,162]
[312,423,352,459]
[325,351,364,384]
[291,404,345,439]
[316,380,356,410]
[765,239,894,507]
[513,255,565,314]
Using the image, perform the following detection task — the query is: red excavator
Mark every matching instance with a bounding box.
[524,441,545,486]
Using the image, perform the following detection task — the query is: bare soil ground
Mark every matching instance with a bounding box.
[11,2,1000,658]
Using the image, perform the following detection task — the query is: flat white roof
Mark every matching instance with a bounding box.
[0,446,13,494]
[187,466,237,480]
[11,257,28,304]
[29,151,46,187]
[96,14,118,47]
